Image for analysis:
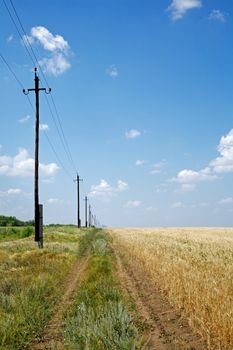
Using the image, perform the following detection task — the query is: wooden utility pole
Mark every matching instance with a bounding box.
[88,204,91,227]
[85,196,88,228]
[23,68,51,247]
[74,174,83,227]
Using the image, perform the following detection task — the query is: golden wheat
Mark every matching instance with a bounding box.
[109,228,233,350]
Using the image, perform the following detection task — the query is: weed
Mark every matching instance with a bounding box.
[62,230,139,349]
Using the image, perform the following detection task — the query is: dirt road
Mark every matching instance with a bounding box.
[112,243,207,350]
[31,258,87,350]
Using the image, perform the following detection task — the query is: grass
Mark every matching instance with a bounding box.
[62,229,140,350]
[0,225,82,349]
[0,226,33,241]
[109,227,233,350]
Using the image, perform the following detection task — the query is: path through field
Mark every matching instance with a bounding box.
[112,242,207,350]
[31,257,88,350]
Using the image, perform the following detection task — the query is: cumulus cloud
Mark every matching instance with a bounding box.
[210,129,233,173]
[172,129,233,191]
[19,115,31,123]
[167,0,202,20]
[125,129,141,139]
[89,179,128,200]
[39,54,71,77]
[23,26,71,76]
[172,167,217,184]
[39,123,49,131]
[106,64,118,79]
[0,148,59,177]
[125,200,142,208]
[30,26,69,52]
[208,10,226,22]
[0,188,22,197]
[48,198,64,205]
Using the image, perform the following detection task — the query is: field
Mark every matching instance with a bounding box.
[109,227,233,350]
[0,226,232,349]
[0,226,140,350]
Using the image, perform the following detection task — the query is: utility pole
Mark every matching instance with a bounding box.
[88,204,91,227]
[84,196,88,228]
[23,68,51,248]
[74,174,83,227]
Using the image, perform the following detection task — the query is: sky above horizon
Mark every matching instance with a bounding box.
[1,0,233,227]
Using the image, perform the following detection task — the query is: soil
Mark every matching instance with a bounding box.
[30,258,87,350]
[112,242,207,350]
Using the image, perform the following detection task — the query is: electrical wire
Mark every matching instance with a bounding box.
[2,0,78,174]
[0,51,73,179]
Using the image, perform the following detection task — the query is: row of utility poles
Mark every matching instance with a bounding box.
[73,175,97,229]
[23,68,100,248]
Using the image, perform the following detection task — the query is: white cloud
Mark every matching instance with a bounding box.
[30,26,69,52]
[210,129,233,173]
[125,200,142,208]
[218,197,233,205]
[167,0,202,20]
[7,34,14,43]
[48,198,64,205]
[39,123,49,131]
[7,188,22,195]
[171,201,184,208]
[171,129,233,192]
[22,34,34,46]
[150,160,166,175]
[23,26,71,76]
[89,179,128,200]
[39,54,71,77]
[172,167,217,184]
[136,160,145,166]
[0,145,2,151]
[106,64,118,79]
[0,188,22,197]
[209,10,226,22]
[0,148,59,177]
[125,129,141,139]
[176,183,196,193]
[19,115,31,123]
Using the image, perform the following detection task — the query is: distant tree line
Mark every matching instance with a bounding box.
[0,215,34,227]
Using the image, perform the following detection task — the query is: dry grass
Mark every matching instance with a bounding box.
[108,227,233,350]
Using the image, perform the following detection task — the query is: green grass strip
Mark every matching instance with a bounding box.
[0,226,33,241]
[62,230,139,349]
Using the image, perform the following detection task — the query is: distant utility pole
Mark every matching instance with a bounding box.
[23,68,51,248]
[84,196,88,228]
[88,204,91,227]
[74,173,83,227]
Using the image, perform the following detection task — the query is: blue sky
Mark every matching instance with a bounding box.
[1,0,233,227]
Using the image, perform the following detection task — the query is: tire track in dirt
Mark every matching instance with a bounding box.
[112,242,207,350]
[30,257,88,350]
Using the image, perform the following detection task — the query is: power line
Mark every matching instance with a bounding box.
[49,94,77,173]
[2,0,78,174]
[0,52,73,179]
[2,0,36,67]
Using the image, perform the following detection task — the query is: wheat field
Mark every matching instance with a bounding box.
[109,227,233,350]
